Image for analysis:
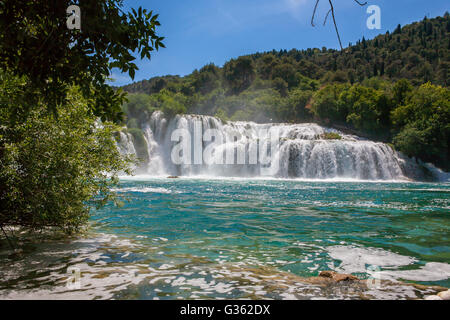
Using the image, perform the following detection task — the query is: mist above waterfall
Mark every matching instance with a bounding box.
[117,112,441,181]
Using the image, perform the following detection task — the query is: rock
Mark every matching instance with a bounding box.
[437,290,450,300]
[318,271,334,278]
[319,271,359,282]
[334,273,359,282]
[167,176,179,179]
[411,283,448,292]
[425,295,443,300]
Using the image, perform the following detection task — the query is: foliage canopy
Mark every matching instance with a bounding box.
[0,0,165,121]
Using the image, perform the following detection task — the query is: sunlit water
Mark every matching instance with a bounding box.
[1,178,449,299]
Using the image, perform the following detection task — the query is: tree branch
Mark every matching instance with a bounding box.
[327,0,343,50]
[311,0,320,27]
[354,0,367,6]
[323,9,332,26]
[311,0,368,51]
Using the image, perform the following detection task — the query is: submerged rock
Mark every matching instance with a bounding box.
[318,271,359,282]
[437,289,450,300]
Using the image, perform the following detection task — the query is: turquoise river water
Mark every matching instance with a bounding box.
[0,177,449,299]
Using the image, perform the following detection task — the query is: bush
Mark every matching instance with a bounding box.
[0,75,133,233]
[155,90,187,118]
[127,118,140,129]
[122,93,154,118]
[223,56,256,93]
[341,85,390,133]
[311,84,348,121]
[279,89,313,121]
[391,83,450,169]
[214,108,229,123]
[321,132,342,140]
[272,77,288,96]
[393,125,427,158]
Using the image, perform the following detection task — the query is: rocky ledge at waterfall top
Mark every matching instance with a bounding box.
[117,111,449,182]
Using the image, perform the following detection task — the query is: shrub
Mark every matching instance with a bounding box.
[0,76,133,233]
[321,132,342,140]
[127,118,140,129]
[214,108,229,123]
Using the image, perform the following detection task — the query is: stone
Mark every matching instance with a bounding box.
[167,176,179,179]
[437,290,450,300]
[319,271,359,282]
[319,270,335,278]
[425,295,443,300]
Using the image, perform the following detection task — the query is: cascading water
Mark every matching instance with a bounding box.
[117,131,136,156]
[117,111,439,181]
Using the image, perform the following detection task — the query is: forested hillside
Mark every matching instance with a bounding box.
[120,14,450,170]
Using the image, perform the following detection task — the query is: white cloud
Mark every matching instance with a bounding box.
[185,0,312,36]
[283,0,310,21]
[286,0,308,9]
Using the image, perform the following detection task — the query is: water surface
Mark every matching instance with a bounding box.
[1,178,449,299]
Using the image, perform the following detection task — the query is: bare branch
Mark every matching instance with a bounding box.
[311,0,320,27]
[327,0,343,50]
[354,0,367,6]
[323,9,332,26]
[312,0,368,51]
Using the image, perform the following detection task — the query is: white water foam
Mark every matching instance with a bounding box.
[327,245,417,273]
[326,245,450,282]
[112,187,175,194]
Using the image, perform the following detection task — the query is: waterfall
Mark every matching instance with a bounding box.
[116,112,437,181]
[117,131,136,156]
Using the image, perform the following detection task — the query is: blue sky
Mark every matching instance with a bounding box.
[110,0,449,86]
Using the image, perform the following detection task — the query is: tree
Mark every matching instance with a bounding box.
[341,85,388,133]
[272,77,288,97]
[0,73,132,233]
[258,54,278,80]
[155,89,187,118]
[272,63,298,88]
[0,1,164,236]
[193,64,221,95]
[311,84,347,122]
[279,89,313,121]
[392,83,450,169]
[0,1,165,121]
[123,93,154,119]
[223,56,256,94]
[393,125,427,159]
[392,79,413,106]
